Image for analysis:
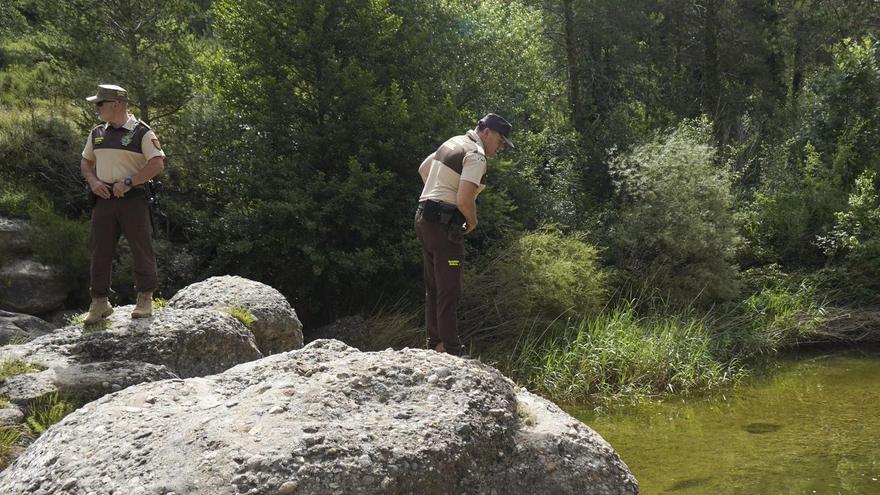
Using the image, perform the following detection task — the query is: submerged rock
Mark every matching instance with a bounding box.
[0,340,638,494]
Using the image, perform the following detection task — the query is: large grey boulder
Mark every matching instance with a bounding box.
[0,340,638,495]
[0,310,53,345]
[0,305,263,403]
[0,259,72,314]
[168,275,303,355]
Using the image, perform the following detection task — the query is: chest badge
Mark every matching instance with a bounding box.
[94,137,104,145]
[121,128,137,147]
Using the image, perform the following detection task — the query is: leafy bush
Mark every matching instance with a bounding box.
[26,198,89,282]
[608,118,740,305]
[0,188,29,217]
[0,110,87,217]
[460,227,606,346]
[739,142,843,267]
[818,171,880,294]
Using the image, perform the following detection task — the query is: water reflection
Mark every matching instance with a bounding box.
[568,347,880,495]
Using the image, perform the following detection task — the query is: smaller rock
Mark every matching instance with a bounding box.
[0,407,24,426]
[278,481,297,494]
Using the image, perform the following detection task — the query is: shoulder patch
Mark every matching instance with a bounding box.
[151,137,162,151]
[467,151,486,162]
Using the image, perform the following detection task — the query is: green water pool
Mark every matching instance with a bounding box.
[569,347,880,494]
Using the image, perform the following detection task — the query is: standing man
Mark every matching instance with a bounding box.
[415,113,514,356]
[80,84,165,324]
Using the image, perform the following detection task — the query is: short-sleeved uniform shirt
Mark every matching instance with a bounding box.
[82,114,165,183]
[419,129,488,205]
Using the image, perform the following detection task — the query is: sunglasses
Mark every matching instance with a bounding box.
[495,131,509,153]
[95,100,116,107]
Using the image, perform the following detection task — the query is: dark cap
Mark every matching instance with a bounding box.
[86,84,129,103]
[478,113,514,149]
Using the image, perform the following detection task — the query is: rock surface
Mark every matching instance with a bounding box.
[169,275,304,355]
[0,259,72,314]
[0,310,53,345]
[0,340,638,495]
[0,276,304,469]
[0,217,30,258]
[0,305,262,404]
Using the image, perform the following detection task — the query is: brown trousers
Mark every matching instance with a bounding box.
[415,207,465,355]
[89,193,157,298]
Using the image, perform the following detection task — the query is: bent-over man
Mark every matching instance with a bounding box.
[415,113,514,356]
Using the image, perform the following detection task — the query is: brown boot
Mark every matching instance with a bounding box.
[131,292,153,318]
[83,297,113,324]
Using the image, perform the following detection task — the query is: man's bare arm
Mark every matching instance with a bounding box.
[456,180,479,234]
[81,157,111,199]
[113,156,165,198]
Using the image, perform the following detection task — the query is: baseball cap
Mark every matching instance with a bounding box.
[86,84,129,103]
[478,113,514,149]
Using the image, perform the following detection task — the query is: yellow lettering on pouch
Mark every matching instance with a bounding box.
[94,137,104,144]
[448,259,460,267]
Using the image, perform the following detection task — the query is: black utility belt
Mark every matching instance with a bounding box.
[419,200,465,226]
[89,184,147,205]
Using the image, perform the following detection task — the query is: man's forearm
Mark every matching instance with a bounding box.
[131,157,165,186]
[81,159,99,184]
[458,199,476,226]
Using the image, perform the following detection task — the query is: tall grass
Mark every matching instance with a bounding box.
[712,281,830,360]
[495,305,744,405]
[0,427,21,469]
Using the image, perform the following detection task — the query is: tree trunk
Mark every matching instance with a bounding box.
[701,0,722,140]
[563,0,586,134]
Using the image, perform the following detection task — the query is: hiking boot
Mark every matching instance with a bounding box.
[131,292,153,318]
[83,297,113,324]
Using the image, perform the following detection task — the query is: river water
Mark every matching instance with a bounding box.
[569,347,880,494]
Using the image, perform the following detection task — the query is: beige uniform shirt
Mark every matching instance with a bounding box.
[419,130,488,205]
[82,114,165,183]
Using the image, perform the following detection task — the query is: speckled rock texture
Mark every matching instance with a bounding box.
[0,277,303,470]
[168,275,303,355]
[0,306,261,403]
[0,340,639,495]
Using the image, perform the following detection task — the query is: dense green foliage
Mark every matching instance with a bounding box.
[2,0,879,403]
[609,119,740,304]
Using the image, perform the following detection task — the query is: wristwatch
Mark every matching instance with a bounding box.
[124,176,133,187]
